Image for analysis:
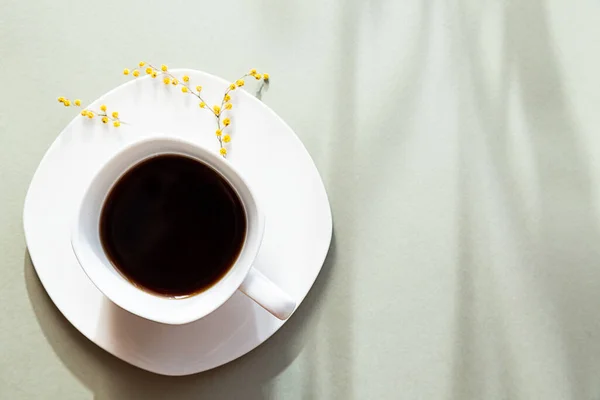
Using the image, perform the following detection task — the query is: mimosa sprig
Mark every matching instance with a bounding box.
[123,62,269,157]
[57,62,270,157]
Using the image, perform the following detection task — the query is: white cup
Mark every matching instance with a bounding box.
[71,136,296,325]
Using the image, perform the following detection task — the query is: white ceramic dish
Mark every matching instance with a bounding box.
[23,69,332,376]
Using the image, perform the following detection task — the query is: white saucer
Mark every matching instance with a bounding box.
[23,69,332,376]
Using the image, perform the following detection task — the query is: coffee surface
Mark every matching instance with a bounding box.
[100,154,246,297]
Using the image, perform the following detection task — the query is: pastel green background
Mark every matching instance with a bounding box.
[3,1,600,399]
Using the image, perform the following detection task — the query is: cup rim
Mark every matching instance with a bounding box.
[70,136,265,325]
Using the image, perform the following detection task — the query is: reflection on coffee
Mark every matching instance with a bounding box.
[99,154,247,297]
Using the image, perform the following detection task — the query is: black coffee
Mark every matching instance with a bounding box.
[99,154,246,297]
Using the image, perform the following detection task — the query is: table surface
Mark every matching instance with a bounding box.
[2,1,600,399]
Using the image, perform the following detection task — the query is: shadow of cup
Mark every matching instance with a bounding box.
[24,235,336,399]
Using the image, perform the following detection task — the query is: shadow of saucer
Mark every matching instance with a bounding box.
[24,234,336,400]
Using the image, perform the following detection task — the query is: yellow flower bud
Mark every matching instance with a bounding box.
[163,77,170,85]
[151,72,158,78]
[112,111,119,118]
[223,117,231,126]
[220,147,227,156]
[213,105,221,114]
[250,69,257,74]
[146,67,153,74]
[196,85,202,92]
[199,102,206,108]
[74,99,81,106]
[223,134,231,143]
[172,79,178,86]
[64,100,71,107]
[215,129,222,137]
[80,110,87,116]
[161,64,168,72]
[225,103,232,110]
[229,84,236,90]
[102,116,109,124]
[181,86,188,93]
[133,70,140,77]
[183,75,189,82]
[123,68,130,75]
[224,94,231,102]
[255,74,261,80]
[113,121,121,127]
[139,61,146,67]
[100,104,107,112]
[57,97,65,103]
[87,111,94,119]
[263,73,270,80]
[236,79,245,87]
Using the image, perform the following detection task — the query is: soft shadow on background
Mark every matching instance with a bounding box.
[24,235,336,400]
[451,0,600,399]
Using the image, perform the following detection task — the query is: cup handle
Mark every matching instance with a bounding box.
[239,267,296,320]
